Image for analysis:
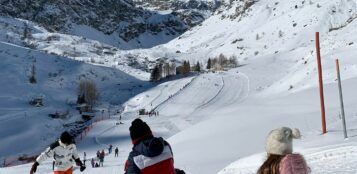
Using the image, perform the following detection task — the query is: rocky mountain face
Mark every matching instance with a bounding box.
[0,0,193,47]
[134,0,222,27]
[134,0,221,11]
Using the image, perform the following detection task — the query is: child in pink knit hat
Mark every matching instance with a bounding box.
[257,127,310,174]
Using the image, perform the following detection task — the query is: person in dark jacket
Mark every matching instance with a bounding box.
[96,150,100,159]
[99,150,105,167]
[115,147,119,157]
[91,158,95,168]
[124,118,175,174]
[108,144,113,154]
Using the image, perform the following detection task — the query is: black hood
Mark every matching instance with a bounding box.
[134,137,165,157]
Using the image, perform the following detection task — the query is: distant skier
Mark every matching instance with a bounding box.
[114,147,119,157]
[99,150,105,167]
[96,150,100,159]
[91,158,95,168]
[124,118,175,174]
[257,127,310,174]
[108,144,113,154]
[83,152,87,166]
[30,131,86,174]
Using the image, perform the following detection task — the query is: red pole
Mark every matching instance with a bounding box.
[315,32,327,134]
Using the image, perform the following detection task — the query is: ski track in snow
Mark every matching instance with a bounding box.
[196,71,250,111]
[194,76,225,110]
[153,75,198,111]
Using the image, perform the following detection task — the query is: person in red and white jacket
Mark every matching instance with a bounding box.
[124,118,175,174]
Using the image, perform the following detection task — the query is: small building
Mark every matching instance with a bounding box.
[77,103,92,113]
[81,112,95,121]
[29,98,43,107]
[48,110,69,119]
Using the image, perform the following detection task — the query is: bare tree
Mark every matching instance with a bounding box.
[78,79,97,108]
[163,63,170,78]
[229,55,238,68]
[169,62,176,76]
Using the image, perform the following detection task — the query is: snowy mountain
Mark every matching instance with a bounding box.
[133,0,222,27]
[0,0,210,49]
[0,16,157,80]
[1,0,357,174]
[129,0,357,94]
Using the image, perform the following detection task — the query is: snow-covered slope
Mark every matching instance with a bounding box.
[1,0,357,174]
[130,0,357,94]
[0,16,153,80]
[0,41,149,164]
[2,69,357,174]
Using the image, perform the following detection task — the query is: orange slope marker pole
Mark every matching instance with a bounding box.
[315,32,327,134]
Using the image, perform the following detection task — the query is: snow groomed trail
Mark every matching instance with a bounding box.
[157,71,249,124]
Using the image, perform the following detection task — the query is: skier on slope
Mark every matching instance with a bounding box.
[115,147,119,157]
[83,152,87,166]
[99,150,105,167]
[30,131,86,174]
[108,144,113,154]
[124,118,175,174]
[257,127,310,174]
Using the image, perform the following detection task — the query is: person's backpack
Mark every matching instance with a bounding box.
[175,168,186,174]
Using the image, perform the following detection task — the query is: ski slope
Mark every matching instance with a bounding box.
[2,69,357,174]
[1,0,357,174]
[0,70,251,174]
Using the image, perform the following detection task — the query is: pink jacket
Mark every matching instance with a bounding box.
[279,154,310,174]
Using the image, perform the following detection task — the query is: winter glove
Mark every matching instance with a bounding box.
[175,168,186,174]
[80,165,86,172]
[75,158,86,172]
[30,162,39,174]
[75,158,83,166]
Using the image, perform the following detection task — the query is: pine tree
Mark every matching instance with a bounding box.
[207,58,211,69]
[195,61,201,72]
[150,65,161,81]
[22,22,32,40]
[77,94,85,104]
[29,62,36,84]
[186,61,191,73]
